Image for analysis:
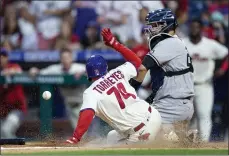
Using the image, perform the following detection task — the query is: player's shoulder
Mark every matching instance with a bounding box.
[201,36,218,44]
[153,34,184,53]
[157,34,183,47]
[117,62,134,68]
[83,82,104,102]
[106,62,136,80]
[83,87,91,95]
[115,62,136,72]
[202,37,223,47]
[84,77,107,94]
[83,84,101,98]
[202,36,212,42]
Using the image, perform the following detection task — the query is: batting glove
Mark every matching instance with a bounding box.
[65,137,79,144]
[101,28,118,47]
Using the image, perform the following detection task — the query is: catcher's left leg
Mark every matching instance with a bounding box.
[152,98,194,142]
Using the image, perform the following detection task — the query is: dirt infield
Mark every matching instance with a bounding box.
[1,140,228,154]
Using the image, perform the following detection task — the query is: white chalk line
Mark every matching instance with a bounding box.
[1,146,79,150]
[1,146,228,151]
[1,146,137,151]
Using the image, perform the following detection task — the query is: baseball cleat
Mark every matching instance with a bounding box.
[186,129,199,143]
[65,137,79,144]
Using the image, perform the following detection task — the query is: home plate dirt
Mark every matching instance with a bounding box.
[1,141,228,154]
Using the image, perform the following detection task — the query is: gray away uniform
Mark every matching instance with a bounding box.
[142,34,194,124]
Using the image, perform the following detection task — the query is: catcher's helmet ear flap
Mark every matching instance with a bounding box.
[86,55,108,80]
[144,8,178,39]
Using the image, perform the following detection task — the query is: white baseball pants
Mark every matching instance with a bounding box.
[190,83,214,141]
[106,106,161,145]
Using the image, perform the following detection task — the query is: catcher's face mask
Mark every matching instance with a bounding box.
[144,22,167,40]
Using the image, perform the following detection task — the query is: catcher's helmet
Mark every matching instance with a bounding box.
[86,55,108,80]
[144,8,178,39]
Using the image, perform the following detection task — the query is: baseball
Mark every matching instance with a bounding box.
[42,91,51,100]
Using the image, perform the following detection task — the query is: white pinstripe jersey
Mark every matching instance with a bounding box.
[80,62,150,133]
[183,36,228,83]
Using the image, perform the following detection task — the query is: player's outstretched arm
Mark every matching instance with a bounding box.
[101,28,149,90]
[66,109,95,144]
[101,28,142,69]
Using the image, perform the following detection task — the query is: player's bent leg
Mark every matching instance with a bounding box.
[153,99,194,141]
[128,106,162,143]
[152,98,194,142]
[108,107,162,145]
[144,107,162,141]
[153,98,194,124]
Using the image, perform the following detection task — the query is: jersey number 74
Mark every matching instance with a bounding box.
[107,82,136,109]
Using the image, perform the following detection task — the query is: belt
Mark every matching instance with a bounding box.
[133,106,152,132]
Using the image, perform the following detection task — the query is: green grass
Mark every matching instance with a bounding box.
[4,149,229,155]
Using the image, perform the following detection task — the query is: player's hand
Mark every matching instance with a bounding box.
[65,137,79,144]
[101,28,118,47]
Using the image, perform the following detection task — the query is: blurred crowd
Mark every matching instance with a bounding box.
[1,0,228,52]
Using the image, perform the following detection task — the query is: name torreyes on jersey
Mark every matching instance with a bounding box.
[93,71,125,94]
